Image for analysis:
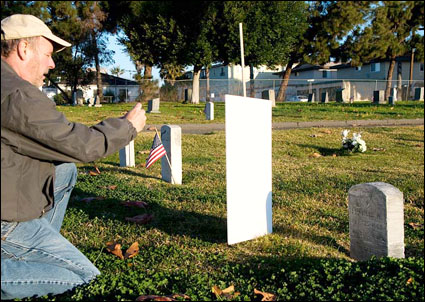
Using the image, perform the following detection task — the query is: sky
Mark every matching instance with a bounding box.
[105,34,161,81]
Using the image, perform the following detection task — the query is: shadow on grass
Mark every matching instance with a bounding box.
[70,187,227,244]
[297,144,350,156]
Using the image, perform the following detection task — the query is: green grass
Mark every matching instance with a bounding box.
[56,100,424,125]
[20,103,424,301]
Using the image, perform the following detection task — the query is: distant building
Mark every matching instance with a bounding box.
[43,71,140,104]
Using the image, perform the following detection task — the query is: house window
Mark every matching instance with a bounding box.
[371,62,380,72]
[220,68,225,76]
[421,63,424,72]
[355,66,362,71]
[322,70,330,78]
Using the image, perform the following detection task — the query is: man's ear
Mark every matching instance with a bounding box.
[16,40,31,61]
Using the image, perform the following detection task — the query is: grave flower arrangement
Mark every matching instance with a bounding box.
[341,129,367,153]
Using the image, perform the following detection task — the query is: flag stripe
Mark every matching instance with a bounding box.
[145,133,167,169]
[146,148,166,168]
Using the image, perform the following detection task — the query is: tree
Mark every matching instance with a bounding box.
[343,1,424,100]
[276,1,371,102]
[110,66,125,102]
[217,1,308,98]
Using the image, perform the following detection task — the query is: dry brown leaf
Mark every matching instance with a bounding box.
[124,241,139,259]
[311,152,322,158]
[408,222,423,230]
[125,214,154,225]
[254,288,277,301]
[94,165,101,174]
[406,277,414,285]
[121,201,148,208]
[106,241,124,260]
[89,170,100,176]
[212,285,239,300]
[136,294,190,301]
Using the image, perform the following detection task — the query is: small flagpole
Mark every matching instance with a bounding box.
[154,128,177,184]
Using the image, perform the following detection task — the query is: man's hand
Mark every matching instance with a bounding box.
[123,103,146,133]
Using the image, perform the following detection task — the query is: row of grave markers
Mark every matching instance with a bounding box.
[119,94,406,260]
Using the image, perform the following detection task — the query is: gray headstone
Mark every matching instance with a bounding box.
[321,92,329,103]
[161,125,182,185]
[308,93,315,103]
[185,88,192,102]
[414,87,424,101]
[261,90,276,107]
[373,90,385,104]
[348,182,404,261]
[205,102,214,120]
[119,140,135,167]
[147,98,160,113]
[391,87,398,102]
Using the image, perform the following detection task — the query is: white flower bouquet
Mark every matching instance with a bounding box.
[341,130,367,153]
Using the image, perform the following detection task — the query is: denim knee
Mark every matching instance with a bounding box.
[54,163,77,193]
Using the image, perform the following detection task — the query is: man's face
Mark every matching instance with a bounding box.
[26,37,55,87]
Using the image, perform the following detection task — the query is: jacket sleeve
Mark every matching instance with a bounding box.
[1,88,138,163]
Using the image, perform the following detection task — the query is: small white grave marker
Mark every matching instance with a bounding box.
[119,140,135,167]
[225,94,272,245]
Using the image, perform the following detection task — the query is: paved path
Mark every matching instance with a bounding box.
[146,118,424,134]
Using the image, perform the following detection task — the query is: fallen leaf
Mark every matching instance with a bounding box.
[80,196,105,203]
[125,214,154,225]
[121,201,148,208]
[124,241,139,259]
[89,170,100,176]
[212,285,240,300]
[146,126,157,131]
[98,185,118,190]
[408,222,423,230]
[168,294,190,300]
[94,165,101,174]
[332,154,337,157]
[106,241,124,260]
[254,289,277,301]
[136,294,190,301]
[406,277,414,285]
[311,152,322,158]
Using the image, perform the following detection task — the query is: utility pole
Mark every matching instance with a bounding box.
[408,48,415,100]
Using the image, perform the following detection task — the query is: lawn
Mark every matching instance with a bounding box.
[22,102,424,301]
[56,100,424,125]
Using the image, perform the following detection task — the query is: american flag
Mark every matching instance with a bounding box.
[145,133,166,168]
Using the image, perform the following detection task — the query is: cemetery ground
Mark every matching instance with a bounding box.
[24,101,424,301]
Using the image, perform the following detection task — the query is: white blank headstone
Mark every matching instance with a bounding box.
[119,140,135,167]
[225,94,272,245]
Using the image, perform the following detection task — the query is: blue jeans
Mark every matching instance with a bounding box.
[1,163,100,300]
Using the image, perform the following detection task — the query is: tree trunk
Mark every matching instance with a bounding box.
[249,65,255,97]
[45,75,72,103]
[277,60,295,102]
[206,67,210,102]
[385,58,396,101]
[191,66,201,104]
[93,36,103,106]
[144,65,153,79]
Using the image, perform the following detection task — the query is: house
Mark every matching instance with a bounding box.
[42,71,141,104]
[182,63,284,102]
[284,56,424,101]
